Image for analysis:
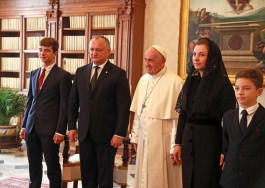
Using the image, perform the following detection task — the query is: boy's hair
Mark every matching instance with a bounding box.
[39,37,59,52]
[235,68,263,88]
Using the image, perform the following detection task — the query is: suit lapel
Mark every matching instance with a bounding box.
[34,68,41,95]
[87,63,93,93]
[232,108,242,137]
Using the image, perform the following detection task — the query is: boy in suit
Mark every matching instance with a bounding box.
[220,68,265,188]
[20,37,72,188]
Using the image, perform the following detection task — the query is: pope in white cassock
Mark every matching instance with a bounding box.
[130,45,183,188]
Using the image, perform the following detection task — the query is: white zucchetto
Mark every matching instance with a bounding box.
[151,45,167,59]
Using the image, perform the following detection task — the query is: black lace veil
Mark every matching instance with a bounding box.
[176,37,229,114]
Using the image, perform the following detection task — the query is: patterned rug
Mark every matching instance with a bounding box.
[0,177,49,188]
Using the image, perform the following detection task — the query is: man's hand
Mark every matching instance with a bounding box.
[20,128,26,140]
[68,130,77,142]
[220,154,225,170]
[53,133,64,144]
[173,145,182,164]
[110,135,123,148]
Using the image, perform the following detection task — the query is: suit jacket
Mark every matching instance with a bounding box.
[22,65,72,136]
[220,104,265,188]
[68,61,131,143]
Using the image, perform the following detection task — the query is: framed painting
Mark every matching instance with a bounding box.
[178,0,265,83]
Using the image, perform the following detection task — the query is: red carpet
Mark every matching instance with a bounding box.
[0,177,49,188]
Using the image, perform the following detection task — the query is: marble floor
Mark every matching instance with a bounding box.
[0,141,135,188]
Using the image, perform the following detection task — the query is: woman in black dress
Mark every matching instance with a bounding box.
[173,38,236,188]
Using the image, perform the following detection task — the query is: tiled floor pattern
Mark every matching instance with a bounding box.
[0,141,135,188]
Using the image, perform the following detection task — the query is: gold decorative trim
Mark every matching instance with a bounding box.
[177,1,189,79]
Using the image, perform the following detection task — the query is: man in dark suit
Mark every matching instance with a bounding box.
[220,68,265,188]
[20,37,72,188]
[68,35,131,188]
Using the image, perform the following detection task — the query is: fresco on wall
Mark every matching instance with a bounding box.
[187,0,265,75]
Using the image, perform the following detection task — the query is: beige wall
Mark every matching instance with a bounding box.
[143,0,181,73]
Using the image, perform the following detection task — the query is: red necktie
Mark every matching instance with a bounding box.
[38,68,46,92]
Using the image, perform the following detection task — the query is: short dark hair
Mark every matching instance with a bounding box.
[39,37,59,52]
[235,68,263,88]
[91,35,110,49]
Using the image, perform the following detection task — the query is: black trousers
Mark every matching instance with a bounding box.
[79,133,117,188]
[26,129,61,188]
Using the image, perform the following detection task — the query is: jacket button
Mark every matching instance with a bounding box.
[189,139,193,143]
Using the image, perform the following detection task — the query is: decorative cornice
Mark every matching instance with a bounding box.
[122,0,133,16]
[46,0,60,19]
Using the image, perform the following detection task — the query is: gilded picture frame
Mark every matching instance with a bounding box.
[178,1,265,83]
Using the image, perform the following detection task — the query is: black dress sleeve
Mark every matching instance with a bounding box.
[175,108,187,144]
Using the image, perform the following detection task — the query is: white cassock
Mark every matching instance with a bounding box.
[130,66,183,188]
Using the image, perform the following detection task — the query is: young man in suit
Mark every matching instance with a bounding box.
[68,35,131,188]
[220,68,265,188]
[20,37,72,188]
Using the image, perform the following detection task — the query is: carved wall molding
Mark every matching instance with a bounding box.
[122,0,133,16]
[46,0,60,19]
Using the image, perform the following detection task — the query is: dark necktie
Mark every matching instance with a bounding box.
[90,66,99,91]
[38,68,46,92]
[239,110,248,133]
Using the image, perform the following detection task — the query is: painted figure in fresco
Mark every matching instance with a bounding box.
[196,8,211,38]
[255,29,265,73]
[256,42,265,73]
[228,0,254,14]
